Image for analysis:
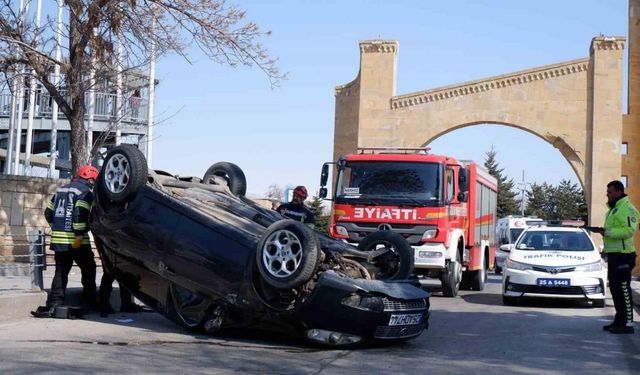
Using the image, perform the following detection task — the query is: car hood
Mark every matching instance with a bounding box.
[510,250,600,266]
[318,271,430,300]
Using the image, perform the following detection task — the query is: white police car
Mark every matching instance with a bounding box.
[502,221,606,307]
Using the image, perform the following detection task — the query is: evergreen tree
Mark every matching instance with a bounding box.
[307,195,330,233]
[484,146,519,218]
[524,182,554,219]
[551,179,588,220]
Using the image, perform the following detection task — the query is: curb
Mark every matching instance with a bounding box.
[0,290,47,321]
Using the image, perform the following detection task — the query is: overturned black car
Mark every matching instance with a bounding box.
[90,145,430,346]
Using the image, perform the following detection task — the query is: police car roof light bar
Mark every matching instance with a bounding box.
[527,220,585,227]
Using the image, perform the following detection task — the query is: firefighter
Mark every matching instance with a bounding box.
[277,185,316,227]
[592,180,638,334]
[43,165,99,313]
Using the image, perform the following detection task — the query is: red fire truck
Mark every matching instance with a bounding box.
[319,148,498,297]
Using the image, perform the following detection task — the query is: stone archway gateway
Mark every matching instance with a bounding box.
[333,0,640,268]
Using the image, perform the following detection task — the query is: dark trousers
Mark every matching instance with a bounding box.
[46,245,97,307]
[99,270,134,308]
[607,252,636,326]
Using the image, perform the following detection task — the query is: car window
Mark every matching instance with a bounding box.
[515,230,594,251]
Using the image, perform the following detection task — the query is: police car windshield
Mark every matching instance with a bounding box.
[515,230,594,251]
[334,161,441,207]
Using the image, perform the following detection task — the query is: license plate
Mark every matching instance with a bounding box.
[536,278,571,287]
[388,313,423,326]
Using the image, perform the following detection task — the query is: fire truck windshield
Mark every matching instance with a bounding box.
[334,161,442,207]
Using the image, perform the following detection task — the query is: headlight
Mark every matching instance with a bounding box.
[341,294,384,312]
[505,259,533,271]
[421,227,438,241]
[574,261,603,272]
[334,225,349,237]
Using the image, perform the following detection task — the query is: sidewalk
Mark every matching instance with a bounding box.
[0,266,120,321]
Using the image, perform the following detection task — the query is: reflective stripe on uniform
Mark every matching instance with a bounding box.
[47,201,54,210]
[75,200,91,210]
[72,223,87,230]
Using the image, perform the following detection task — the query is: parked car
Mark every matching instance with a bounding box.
[90,145,430,346]
[501,221,606,307]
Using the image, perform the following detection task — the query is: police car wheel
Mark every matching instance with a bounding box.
[100,144,147,204]
[256,220,320,289]
[202,162,247,197]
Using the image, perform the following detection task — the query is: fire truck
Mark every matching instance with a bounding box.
[319,148,498,297]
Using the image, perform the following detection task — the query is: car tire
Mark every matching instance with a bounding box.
[256,220,320,289]
[99,144,148,204]
[494,259,502,275]
[592,299,606,308]
[502,295,518,306]
[357,231,414,280]
[470,252,487,291]
[202,162,247,196]
[441,251,461,297]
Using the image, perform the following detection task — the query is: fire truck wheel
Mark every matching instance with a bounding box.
[357,231,414,280]
[470,264,487,291]
[441,252,461,297]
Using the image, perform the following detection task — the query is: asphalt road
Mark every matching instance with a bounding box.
[1,274,639,374]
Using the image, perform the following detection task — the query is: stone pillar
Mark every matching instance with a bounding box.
[629,0,640,115]
[357,40,398,147]
[588,37,626,230]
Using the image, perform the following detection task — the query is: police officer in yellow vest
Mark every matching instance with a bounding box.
[592,180,638,334]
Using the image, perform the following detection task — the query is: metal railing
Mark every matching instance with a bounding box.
[0,90,149,124]
[0,230,46,290]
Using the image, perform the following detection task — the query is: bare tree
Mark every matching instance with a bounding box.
[264,183,283,201]
[0,0,284,173]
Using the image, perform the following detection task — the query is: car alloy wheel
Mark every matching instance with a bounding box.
[261,229,304,278]
[104,154,130,194]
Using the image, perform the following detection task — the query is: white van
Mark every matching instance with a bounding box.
[494,216,543,274]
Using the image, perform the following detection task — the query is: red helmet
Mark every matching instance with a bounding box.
[76,165,99,180]
[293,185,308,200]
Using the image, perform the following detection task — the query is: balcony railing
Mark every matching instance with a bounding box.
[0,90,149,124]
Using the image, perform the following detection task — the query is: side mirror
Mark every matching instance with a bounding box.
[319,187,328,199]
[457,191,468,203]
[499,244,513,252]
[320,163,331,187]
[458,168,469,192]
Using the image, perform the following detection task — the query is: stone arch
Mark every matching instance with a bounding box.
[333,37,626,234]
[420,121,585,189]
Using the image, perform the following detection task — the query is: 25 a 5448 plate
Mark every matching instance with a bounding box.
[536,278,571,287]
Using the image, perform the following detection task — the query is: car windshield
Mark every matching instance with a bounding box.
[510,228,524,243]
[334,161,441,206]
[515,230,594,251]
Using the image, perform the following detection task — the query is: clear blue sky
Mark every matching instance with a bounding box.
[152,0,629,198]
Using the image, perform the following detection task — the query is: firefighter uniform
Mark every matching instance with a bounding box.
[44,178,97,309]
[602,195,638,331]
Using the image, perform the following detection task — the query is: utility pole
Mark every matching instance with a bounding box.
[520,170,526,216]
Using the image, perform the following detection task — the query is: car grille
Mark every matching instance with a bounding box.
[532,266,576,274]
[374,324,424,339]
[382,298,427,312]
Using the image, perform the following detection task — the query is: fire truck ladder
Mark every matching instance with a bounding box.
[357,147,431,154]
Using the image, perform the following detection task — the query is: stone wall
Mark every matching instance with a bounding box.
[0,175,67,260]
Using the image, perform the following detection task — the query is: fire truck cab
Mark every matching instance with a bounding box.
[320,148,498,297]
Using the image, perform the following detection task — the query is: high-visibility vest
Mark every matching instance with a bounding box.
[603,196,639,254]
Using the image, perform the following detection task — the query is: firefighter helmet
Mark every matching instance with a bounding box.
[76,165,99,181]
[293,185,308,200]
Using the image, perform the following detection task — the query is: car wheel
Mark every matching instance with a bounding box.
[202,162,247,196]
[502,295,518,306]
[494,259,502,275]
[441,251,461,297]
[592,299,606,308]
[99,144,148,204]
[471,251,488,291]
[357,231,414,280]
[256,220,320,289]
